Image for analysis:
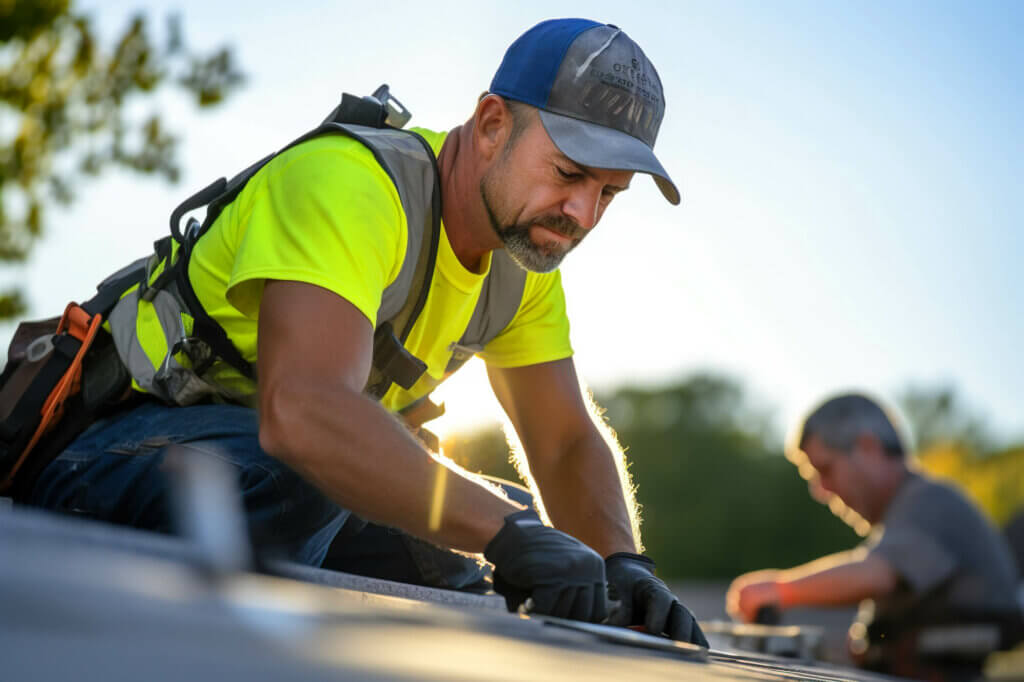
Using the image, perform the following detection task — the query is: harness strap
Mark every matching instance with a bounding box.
[331,93,389,129]
[443,250,529,378]
[370,323,427,392]
[170,236,255,381]
[150,108,443,401]
[83,258,149,317]
[399,394,446,430]
[364,130,442,399]
[171,177,228,244]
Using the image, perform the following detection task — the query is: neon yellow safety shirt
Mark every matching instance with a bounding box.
[129,128,573,411]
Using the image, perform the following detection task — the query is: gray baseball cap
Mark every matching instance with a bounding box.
[490,19,678,205]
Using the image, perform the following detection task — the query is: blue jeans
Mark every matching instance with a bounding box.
[28,401,525,590]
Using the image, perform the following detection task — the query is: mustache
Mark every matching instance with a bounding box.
[527,215,587,241]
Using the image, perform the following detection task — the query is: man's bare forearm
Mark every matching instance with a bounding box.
[259,377,520,552]
[529,427,637,558]
[777,554,898,608]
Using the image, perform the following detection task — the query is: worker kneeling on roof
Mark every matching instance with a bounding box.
[7,18,707,645]
[727,393,1022,677]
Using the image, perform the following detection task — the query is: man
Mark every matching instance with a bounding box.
[23,19,707,644]
[727,393,1021,674]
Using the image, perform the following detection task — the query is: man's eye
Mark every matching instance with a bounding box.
[556,167,578,179]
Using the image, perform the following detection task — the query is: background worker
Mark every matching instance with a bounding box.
[727,393,1021,675]
[22,19,707,644]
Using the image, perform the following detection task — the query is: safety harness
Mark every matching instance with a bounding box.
[0,86,527,496]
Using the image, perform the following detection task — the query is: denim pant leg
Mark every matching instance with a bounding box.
[324,477,536,592]
[28,401,349,566]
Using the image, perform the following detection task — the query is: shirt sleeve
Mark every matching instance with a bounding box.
[868,485,960,595]
[224,137,406,327]
[479,269,574,368]
[870,525,958,594]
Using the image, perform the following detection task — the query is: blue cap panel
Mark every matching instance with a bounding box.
[489,18,602,108]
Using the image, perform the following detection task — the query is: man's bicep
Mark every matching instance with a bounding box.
[487,358,593,454]
[257,280,374,397]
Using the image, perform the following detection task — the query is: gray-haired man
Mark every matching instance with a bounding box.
[727,393,1021,675]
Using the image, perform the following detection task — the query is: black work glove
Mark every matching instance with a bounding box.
[604,552,709,647]
[484,510,608,623]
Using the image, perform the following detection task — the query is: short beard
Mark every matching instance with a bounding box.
[479,166,584,273]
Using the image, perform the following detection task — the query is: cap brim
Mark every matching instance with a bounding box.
[538,109,680,205]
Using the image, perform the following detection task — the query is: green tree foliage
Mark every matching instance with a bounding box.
[918,444,1024,526]
[0,0,243,318]
[898,384,993,453]
[895,385,1024,525]
[450,373,858,580]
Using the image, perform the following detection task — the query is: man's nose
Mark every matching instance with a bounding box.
[560,185,603,231]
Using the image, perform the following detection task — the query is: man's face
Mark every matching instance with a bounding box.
[802,434,880,523]
[479,115,633,273]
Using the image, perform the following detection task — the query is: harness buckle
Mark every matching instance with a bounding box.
[372,322,427,390]
[447,341,482,362]
[371,84,412,128]
[25,335,55,364]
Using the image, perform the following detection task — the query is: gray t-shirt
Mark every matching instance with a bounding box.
[865,471,1019,618]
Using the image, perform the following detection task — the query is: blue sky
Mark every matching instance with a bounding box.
[5,0,1022,442]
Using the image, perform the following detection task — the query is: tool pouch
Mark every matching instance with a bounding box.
[0,304,131,498]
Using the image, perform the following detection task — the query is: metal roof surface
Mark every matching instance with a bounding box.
[0,505,904,681]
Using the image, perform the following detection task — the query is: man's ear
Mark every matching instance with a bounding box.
[473,95,510,161]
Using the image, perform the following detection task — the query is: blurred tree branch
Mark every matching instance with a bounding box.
[0,0,244,319]
[898,384,993,453]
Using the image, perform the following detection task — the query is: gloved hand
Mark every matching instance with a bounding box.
[484,510,607,622]
[604,552,709,646]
